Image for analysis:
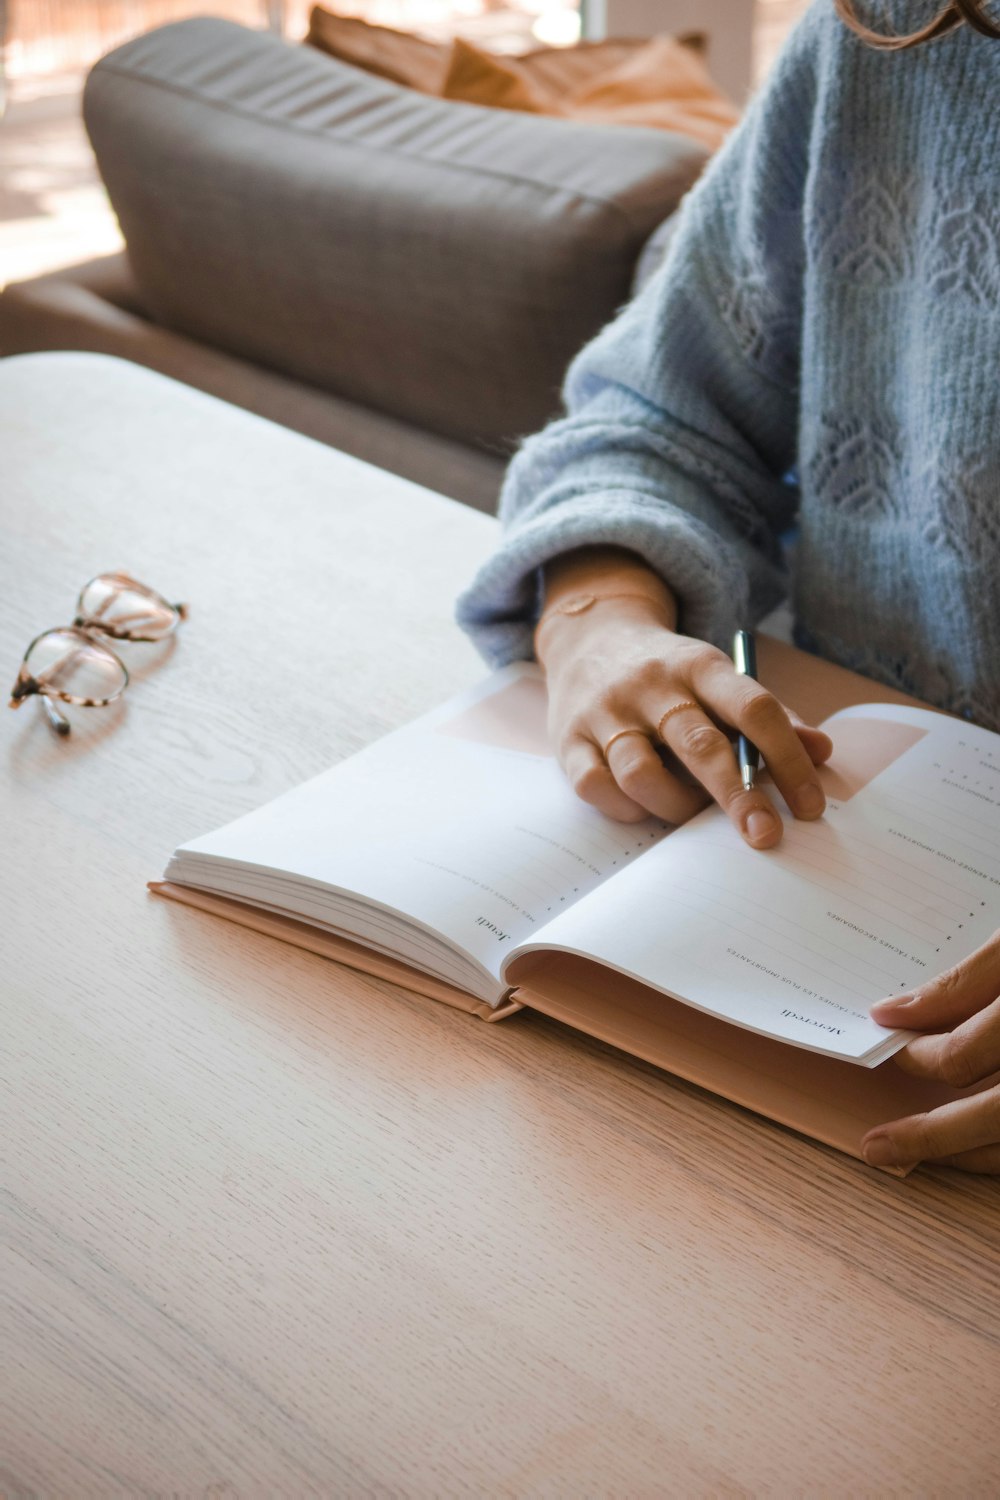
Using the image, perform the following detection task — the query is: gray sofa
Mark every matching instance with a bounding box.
[0,18,708,511]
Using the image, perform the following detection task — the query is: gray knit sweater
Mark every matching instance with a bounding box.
[456,0,1000,730]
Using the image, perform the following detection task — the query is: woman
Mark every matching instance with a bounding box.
[457,0,1000,1172]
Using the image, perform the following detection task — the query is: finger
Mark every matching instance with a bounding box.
[691,662,827,822]
[870,930,1000,1029]
[892,997,1000,1089]
[929,1144,1000,1174]
[655,703,784,850]
[561,737,648,823]
[605,732,709,825]
[861,1086,1000,1168]
[789,719,834,766]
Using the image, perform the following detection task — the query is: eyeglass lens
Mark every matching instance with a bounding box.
[24,627,128,704]
[77,573,181,641]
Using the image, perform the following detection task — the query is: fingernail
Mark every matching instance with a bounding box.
[862,1134,900,1168]
[745,809,780,845]
[795,783,825,818]
[871,995,917,1015]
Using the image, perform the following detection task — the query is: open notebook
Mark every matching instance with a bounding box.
[153,663,1000,1171]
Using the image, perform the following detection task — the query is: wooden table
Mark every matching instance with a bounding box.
[3,354,998,1495]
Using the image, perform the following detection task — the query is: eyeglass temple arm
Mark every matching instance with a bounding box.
[11,683,73,736]
[41,696,71,736]
[9,644,102,736]
[11,674,74,736]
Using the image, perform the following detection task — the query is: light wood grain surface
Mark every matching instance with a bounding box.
[3,353,998,1497]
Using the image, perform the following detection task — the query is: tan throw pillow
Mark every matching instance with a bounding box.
[442,35,738,151]
[514,34,707,97]
[441,38,548,116]
[306,6,447,93]
[564,36,739,150]
[306,6,737,151]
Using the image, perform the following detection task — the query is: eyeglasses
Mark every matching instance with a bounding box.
[9,572,187,736]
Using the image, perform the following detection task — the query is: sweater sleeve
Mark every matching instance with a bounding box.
[455,6,822,667]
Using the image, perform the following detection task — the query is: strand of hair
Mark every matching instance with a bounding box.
[833,0,967,51]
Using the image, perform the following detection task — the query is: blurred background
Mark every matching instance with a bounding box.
[0,0,807,289]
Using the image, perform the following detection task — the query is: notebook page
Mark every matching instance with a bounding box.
[167,664,667,997]
[505,705,1000,1063]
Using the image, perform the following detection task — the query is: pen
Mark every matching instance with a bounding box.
[732,629,760,792]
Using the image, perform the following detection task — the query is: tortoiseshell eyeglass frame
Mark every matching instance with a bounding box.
[9,571,188,737]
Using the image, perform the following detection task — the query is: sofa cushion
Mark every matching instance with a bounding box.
[84,18,707,450]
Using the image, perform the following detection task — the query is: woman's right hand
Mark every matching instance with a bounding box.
[536,555,833,850]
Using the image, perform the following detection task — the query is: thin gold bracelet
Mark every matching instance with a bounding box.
[535,590,671,635]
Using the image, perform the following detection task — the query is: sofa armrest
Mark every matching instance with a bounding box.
[0,255,506,511]
[83,18,708,449]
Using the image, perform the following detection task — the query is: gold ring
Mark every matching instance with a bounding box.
[602,727,648,759]
[656,700,701,740]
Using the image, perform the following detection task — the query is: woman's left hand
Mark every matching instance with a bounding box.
[862,931,1000,1173]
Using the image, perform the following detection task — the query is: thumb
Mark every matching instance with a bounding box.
[871,934,1000,1031]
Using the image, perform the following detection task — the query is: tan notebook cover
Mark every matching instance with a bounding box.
[149,880,523,1022]
[150,879,983,1175]
[151,638,974,1172]
[504,954,986,1176]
